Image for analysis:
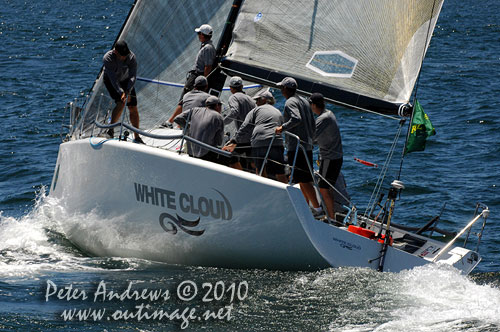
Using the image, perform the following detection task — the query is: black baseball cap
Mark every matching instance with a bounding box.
[309,92,325,106]
[114,40,130,56]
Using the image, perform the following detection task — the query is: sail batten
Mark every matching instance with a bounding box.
[224,0,444,116]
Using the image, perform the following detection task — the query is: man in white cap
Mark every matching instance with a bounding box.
[165,76,211,126]
[275,77,323,217]
[179,24,216,100]
[224,89,287,182]
[223,76,257,170]
[174,96,227,165]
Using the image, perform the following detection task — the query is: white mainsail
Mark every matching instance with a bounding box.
[222,0,444,115]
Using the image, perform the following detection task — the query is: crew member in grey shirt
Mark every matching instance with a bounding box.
[179,24,216,100]
[310,93,343,223]
[166,76,210,126]
[275,77,321,216]
[103,40,143,143]
[224,90,286,182]
[174,96,227,165]
[224,76,257,170]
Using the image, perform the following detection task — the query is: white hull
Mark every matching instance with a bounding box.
[49,138,481,273]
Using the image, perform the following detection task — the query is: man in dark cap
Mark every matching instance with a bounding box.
[173,96,227,165]
[275,77,322,217]
[179,24,216,100]
[102,40,143,143]
[224,89,287,182]
[223,76,257,170]
[310,93,343,223]
[165,76,211,127]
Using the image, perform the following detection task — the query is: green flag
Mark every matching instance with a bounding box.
[404,100,436,155]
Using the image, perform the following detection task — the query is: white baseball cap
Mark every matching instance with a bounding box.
[229,76,243,88]
[195,24,213,36]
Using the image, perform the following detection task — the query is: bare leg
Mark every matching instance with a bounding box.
[168,104,183,123]
[230,162,243,170]
[128,105,140,139]
[299,182,320,208]
[110,101,126,124]
[255,168,266,176]
[276,174,288,183]
[319,187,335,219]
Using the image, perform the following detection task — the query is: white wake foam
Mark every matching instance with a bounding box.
[0,187,146,280]
[326,265,500,332]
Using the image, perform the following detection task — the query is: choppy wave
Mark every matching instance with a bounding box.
[205,265,500,331]
[0,187,155,280]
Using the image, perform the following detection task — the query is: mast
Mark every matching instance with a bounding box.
[207,0,244,95]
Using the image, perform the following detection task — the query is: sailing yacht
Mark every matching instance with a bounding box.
[48,0,489,273]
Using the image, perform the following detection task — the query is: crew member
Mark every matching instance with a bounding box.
[165,76,211,126]
[224,76,257,170]
[103,40,143,143]
[224,90,287,183]
[174,96,226,165]
[310,93,343,223]
[179,24,216,100]
[274,77,322,217]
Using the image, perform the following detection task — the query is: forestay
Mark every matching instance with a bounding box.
[222,0,444,115]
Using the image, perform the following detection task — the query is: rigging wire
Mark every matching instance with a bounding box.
[397,0,439,180]
[364,120,406,217]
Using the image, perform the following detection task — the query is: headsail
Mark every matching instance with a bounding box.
[221,0,444,116]
[76,0,235,138]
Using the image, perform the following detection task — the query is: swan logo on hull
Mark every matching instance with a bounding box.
[133,183,232,237]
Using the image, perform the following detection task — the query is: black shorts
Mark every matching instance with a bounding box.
[229,143,252,166]
[180,70,203,101]
[252,146,285,176]
[200,151,230,166]
[318,158,343,189]
[103,74,138,106]
[287,149,313,183]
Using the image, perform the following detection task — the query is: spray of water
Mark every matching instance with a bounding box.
[0,187,150,280]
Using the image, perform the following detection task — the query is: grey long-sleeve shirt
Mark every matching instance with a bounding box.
[174,107,224,158]
[102,50,137,95]
[193,40,215,73]
[313,110,343,160]
[223,92,257,131]
[281,95,315,151]
[235,104,284,148]
[181,89,211,111]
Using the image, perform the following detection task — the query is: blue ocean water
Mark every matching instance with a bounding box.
[1,0,499,331]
